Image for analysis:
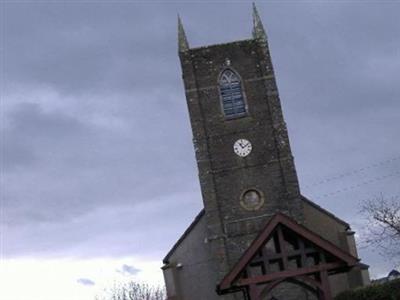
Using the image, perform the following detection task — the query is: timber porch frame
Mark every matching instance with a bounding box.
[217,213,359,300]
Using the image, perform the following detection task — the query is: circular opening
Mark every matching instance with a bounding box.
[240,189,264,211]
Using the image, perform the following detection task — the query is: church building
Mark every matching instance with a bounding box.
[162,6,370,300]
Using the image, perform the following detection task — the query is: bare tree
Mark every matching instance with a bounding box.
[96,281,166,300]
[360,194,400,261]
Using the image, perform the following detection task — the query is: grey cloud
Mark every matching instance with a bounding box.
[4,2,182,95]
[2,101,91,192]
[3,191,203,257]
[5,102,86,141]
[2,1,399,279]
[77,278,95,286]
[117,264,141,276]
[2,97,197,226]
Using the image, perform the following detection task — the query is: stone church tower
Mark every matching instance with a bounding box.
[162,6,369,300]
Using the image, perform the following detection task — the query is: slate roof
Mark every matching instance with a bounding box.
[301,195,350,229]
[163,209,205,264]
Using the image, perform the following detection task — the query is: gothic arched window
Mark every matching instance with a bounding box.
[219,69,247,118]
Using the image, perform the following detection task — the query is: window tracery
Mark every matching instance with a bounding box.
[219,69,246,118]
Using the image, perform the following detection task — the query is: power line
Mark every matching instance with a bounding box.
[311,170,400,199]
[303,156,400,189]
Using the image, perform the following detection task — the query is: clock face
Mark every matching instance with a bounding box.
[233,139,252,157]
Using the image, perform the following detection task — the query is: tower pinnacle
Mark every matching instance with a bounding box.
[178,15,189,52]
[252,3,267,41]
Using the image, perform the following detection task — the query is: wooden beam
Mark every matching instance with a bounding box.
[276,225,289,270]
[219,217,280,290]
[297,275,322,290]
[298,238,307,268]
[248,284,260,300]
[261,245,271,272]
[320,270,333,300]
[251,247,317,264]
[237,262,343,286]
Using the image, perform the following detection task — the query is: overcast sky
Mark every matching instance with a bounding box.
[1,1,400,299]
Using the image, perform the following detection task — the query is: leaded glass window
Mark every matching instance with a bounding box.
[219,69,246,118]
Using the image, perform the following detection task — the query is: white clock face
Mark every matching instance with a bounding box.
[233,139,252,157]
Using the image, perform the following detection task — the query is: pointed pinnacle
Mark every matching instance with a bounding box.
[252,3,267,41]
[178,15,189,52]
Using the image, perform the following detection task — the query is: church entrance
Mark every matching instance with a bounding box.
[245,273,328,300]
[257,279,318,300]
[217,213,359,300]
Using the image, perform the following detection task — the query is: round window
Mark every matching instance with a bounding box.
[240,189,264,211]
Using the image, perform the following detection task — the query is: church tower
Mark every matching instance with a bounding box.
[179,5,303,271]
[163,6,369,300]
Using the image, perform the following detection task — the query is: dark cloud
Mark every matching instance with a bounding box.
[2,1,399,278]
[2,97,196,226]
[4,2,181,95]
[3,102,88,171]
[77,278,95,286]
